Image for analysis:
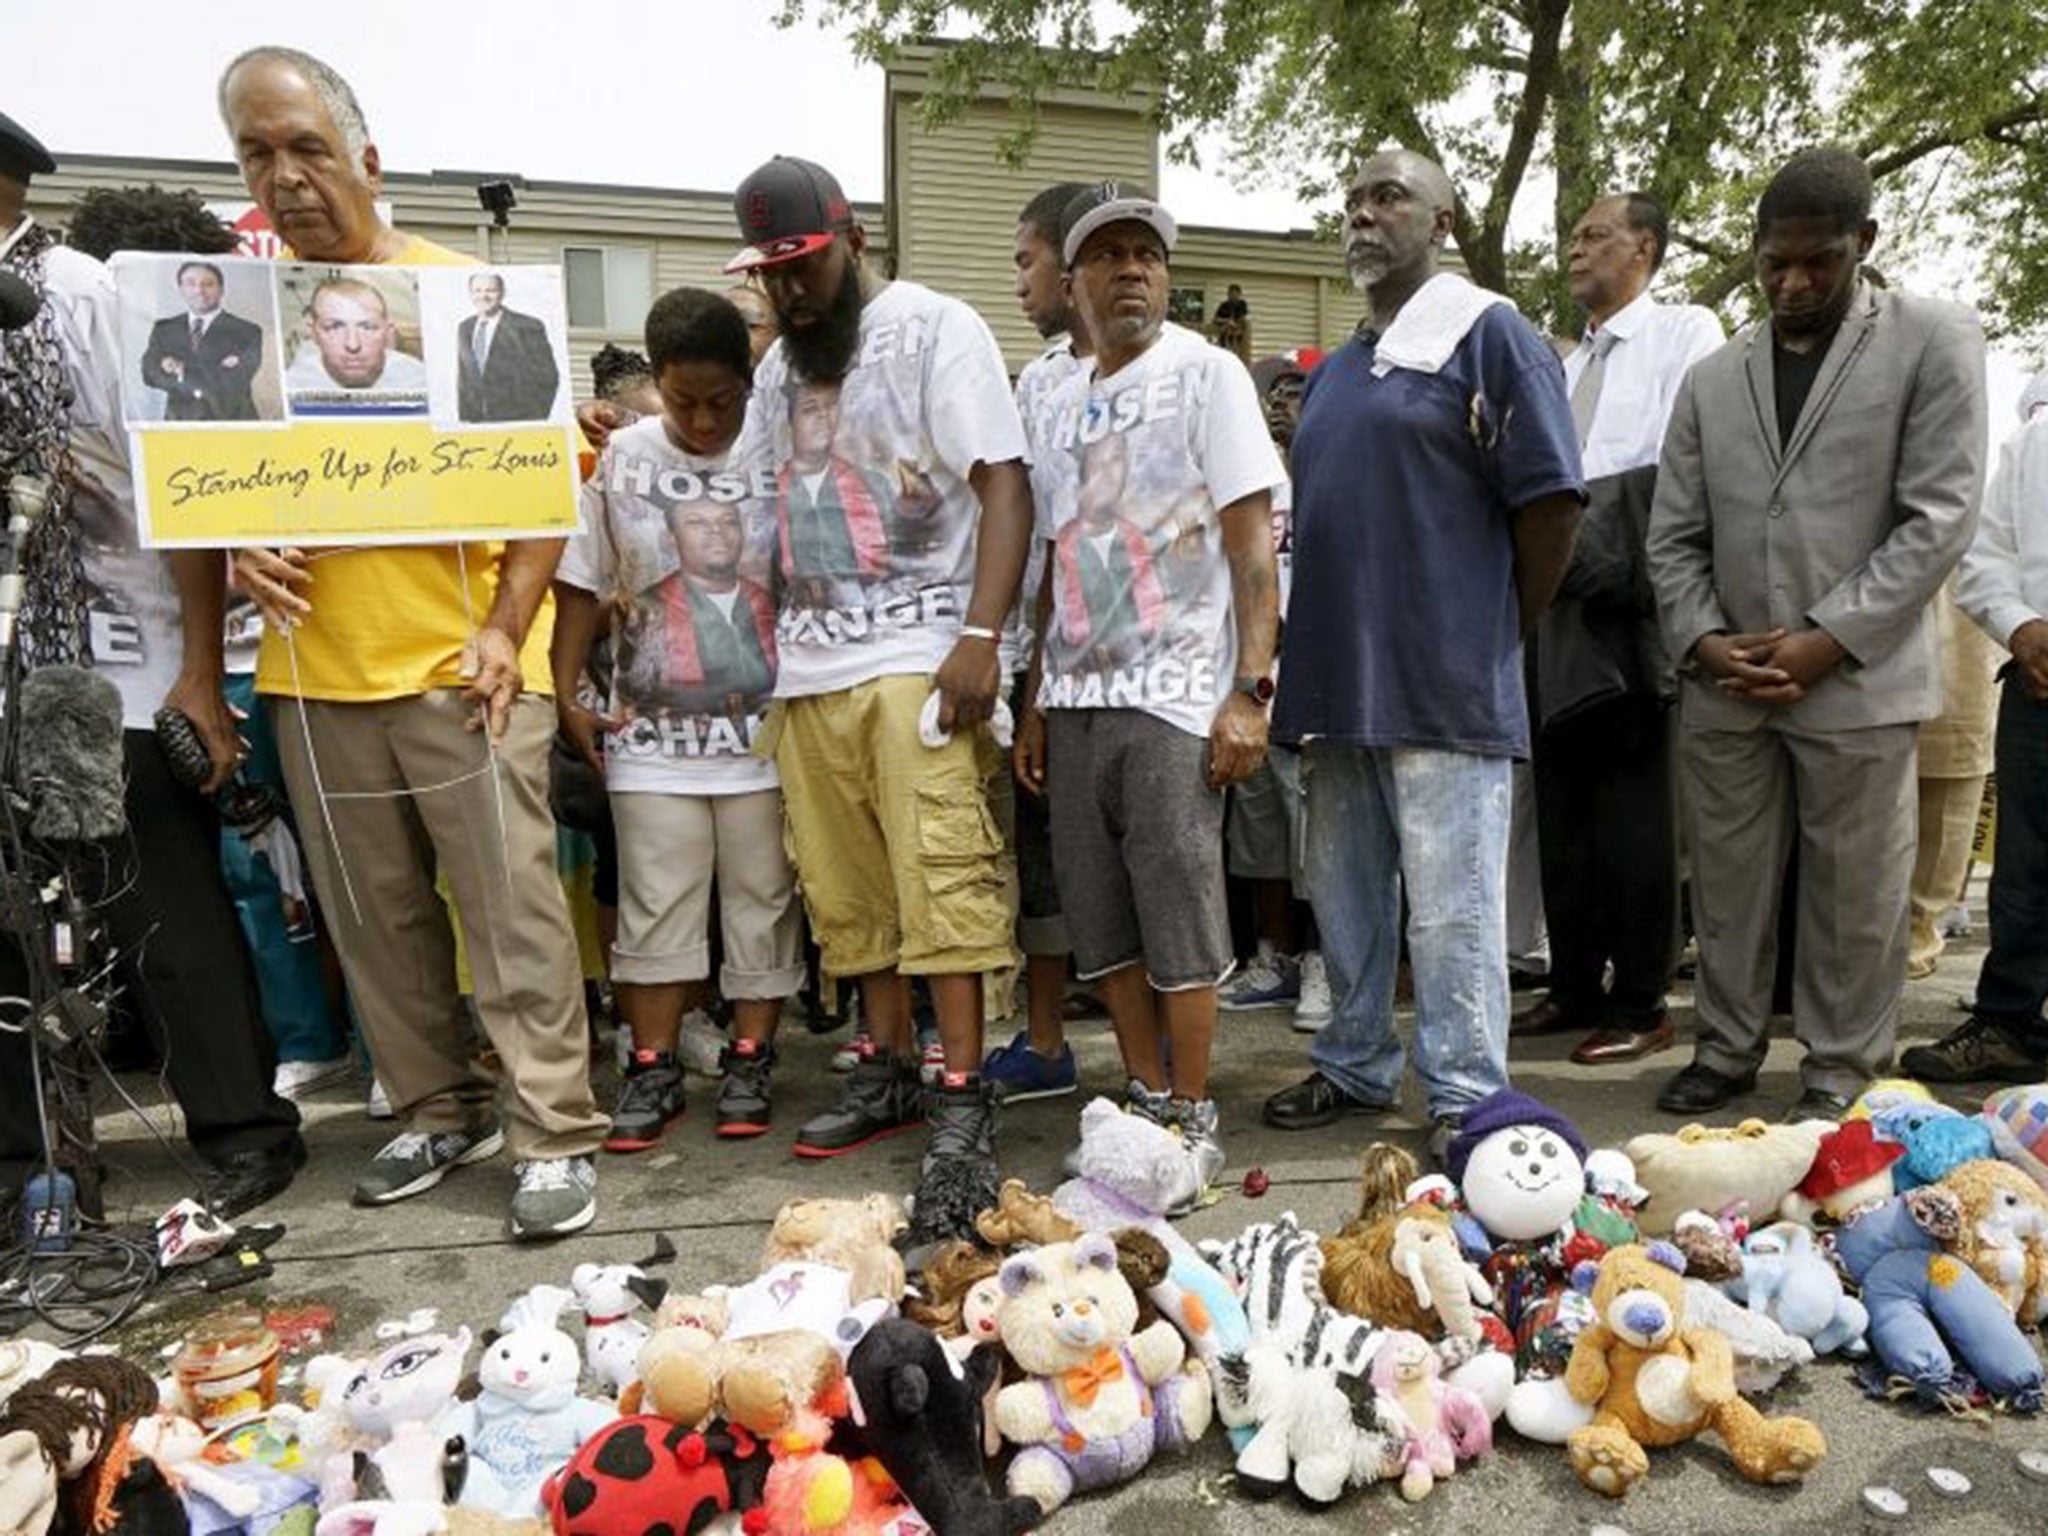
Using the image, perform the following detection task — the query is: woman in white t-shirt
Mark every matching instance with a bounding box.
[552,289,803,1149]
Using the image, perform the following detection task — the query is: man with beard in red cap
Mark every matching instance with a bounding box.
[725,156,1032,1243]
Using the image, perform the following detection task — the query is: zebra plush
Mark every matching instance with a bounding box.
[1200,1213,1401,1502]
[1203,1213,1385,1374]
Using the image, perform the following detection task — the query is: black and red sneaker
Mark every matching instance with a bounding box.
[715,1038,776,1138]
[603,1049,685,1152]
[792,1039,921,1157]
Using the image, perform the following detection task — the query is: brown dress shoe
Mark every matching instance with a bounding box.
[1511,997,1596,1037]
[1570,1011,1677,1065]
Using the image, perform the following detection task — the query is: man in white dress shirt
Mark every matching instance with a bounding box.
[1903,376,2048,1083]
[1514,191,1722,1066]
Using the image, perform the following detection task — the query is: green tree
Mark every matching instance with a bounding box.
[781,0,2048,338]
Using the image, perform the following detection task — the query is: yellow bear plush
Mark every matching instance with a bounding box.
[1563,1243,1826,1498]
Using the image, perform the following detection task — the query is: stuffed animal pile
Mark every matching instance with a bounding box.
[15,1073,2048,1534]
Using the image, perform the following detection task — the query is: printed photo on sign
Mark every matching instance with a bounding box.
[418,265,571,429]
[575,425,781,779]
[111,254,284,428]
[274,263,429,418]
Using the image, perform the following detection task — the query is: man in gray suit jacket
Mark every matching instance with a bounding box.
[1645,147,1986,1119]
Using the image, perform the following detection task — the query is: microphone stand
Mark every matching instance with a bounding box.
[0,470,110,1222]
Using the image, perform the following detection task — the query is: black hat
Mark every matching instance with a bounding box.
[0,111,55,183]
[1058,181,1177,269]
[725,156,855,273]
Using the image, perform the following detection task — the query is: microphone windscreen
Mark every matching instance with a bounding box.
[0,271,42,332]
[19,665,127,841]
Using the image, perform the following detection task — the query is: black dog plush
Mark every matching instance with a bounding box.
[846,1318,1039,1535]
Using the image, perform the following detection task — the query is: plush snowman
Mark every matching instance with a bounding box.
[1451,1098,1589,1245]
[1445,1089,1643,1381]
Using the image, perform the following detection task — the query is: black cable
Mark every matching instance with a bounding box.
[0,1003,159,1345]
[0,658,166,1344]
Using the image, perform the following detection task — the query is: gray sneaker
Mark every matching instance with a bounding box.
[1165,1097,1224,1216]
[922,1074,996,1178]
[353,1121,504,1206]
[508,1155,597,1239]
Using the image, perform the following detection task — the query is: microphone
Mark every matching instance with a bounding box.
[0,271,41,332]
[18,666,126,841]
[0,475,50,674]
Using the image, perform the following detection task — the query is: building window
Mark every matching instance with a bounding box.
[564,245,654,331]
[1168,286,1206,326]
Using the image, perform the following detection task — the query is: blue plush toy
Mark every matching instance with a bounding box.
[1831,1188,2045,1410]
[1892,1116,1996,1191]
[1726,1222,1868,1357]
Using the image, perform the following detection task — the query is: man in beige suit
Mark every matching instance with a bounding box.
[1646,147,1986,1119]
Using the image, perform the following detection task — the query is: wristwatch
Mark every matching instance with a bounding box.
[1233,673,1275,705]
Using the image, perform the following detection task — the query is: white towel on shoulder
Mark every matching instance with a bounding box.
[1372,272,1516,377]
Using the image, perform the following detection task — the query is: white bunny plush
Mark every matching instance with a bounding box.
[438,1287,613,1517]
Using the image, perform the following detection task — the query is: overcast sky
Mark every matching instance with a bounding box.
[13,0,1316,230]
[17,0,2037,414]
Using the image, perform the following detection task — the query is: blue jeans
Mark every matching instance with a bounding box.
[1977,672,2048,1053]
[1302,742,1512,1119]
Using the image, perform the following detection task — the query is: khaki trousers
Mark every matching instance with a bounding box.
[1681,712,1917,1097]
[608,787,805,996]
[1909,773,1987,972]
[270,690,604,1158]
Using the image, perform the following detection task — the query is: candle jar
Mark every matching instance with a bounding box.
[174,1308,282,1431]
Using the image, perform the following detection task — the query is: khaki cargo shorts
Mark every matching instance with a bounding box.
[765,673,1013,978]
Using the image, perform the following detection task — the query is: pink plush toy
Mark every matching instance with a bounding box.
[1367,1331,1492,1502]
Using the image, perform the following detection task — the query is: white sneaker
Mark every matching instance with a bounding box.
[366,1078,395,1120]
[1293,951,1334,1032]
[677,1009,726,1078]
[830,1031,869,1073]
[1938,902,1974,940]
[1219,944,1300,1010]
[273,1056,354,1101]
[918,1037,946,1086]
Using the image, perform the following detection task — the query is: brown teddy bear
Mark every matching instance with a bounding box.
[623,1195,911,1437]
[621,1292,728,1423]
[975,1179,1083,1249]
[1937,1159,2048,1323]
[760,1193,909,1302]
[1562,1243,1826,1498]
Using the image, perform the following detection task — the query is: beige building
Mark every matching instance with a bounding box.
[26,45,1358,390]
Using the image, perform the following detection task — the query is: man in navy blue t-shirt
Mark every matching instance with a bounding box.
[1262,148,1585,1164]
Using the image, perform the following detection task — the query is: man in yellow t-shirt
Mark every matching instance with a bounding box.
[205,45,604,1239]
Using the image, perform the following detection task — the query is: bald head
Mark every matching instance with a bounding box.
[1342,147,1456,311]
[1357,149,1455,213]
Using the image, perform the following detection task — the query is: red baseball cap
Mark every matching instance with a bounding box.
[726,156,855,273]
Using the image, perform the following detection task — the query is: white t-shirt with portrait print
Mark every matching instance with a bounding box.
[736,279,1028,698]
[1003,336,1091,677]
[1034,324,1286,739]
[556,416,780,797]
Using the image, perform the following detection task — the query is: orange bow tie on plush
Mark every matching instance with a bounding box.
[1063,1346,1125,1406]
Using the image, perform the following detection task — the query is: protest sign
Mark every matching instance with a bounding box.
[113,253,578,547]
